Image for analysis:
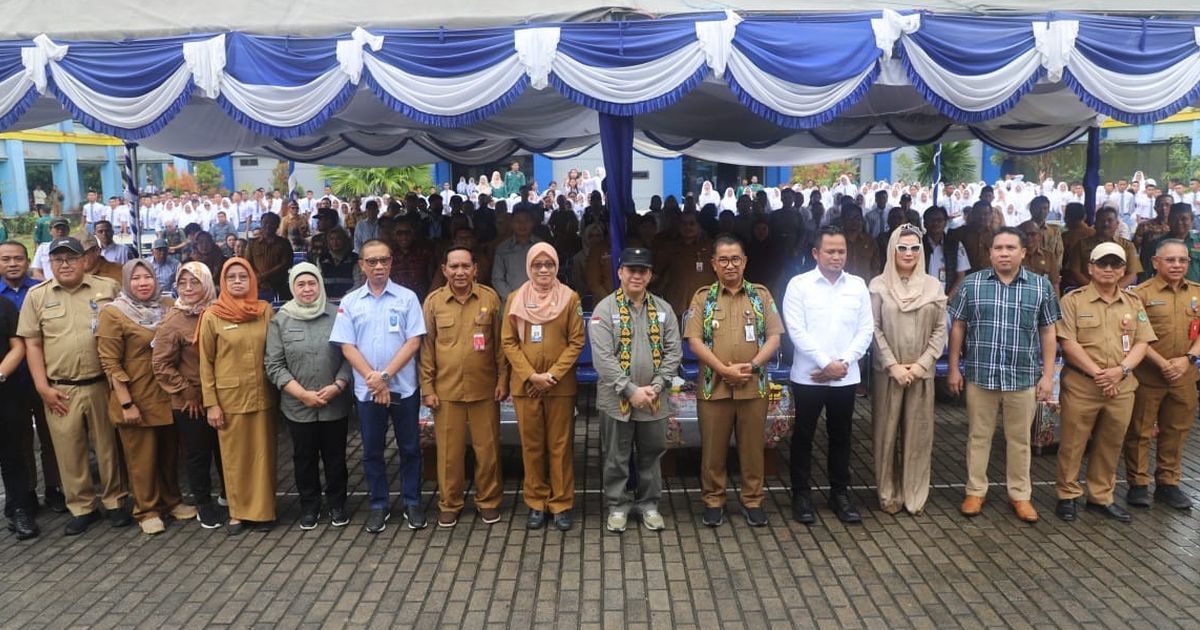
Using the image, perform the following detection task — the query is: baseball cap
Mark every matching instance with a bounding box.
[78,233,100,251]
[619,247,653,268]
[48,237,84,255]
[50,217,69,229]
[152,238,169,250]
[1090,242,1126,262]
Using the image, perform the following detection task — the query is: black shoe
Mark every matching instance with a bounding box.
[107,505,132,528]
[1086,501,1132,523]
[1154,485,1193,510]
[253,520,275,532]
[64,510,101,536]
[404,506,427,530]
[792,494,815,525]
[1126,484,1151,508]
[10,508,39,540]
[225,521,248,536]
[553,511,573,531]
[365,509,390,534]
[1055,499,1077,522]
[197,503,223,529]
[299,510,319,530]
[330,507,350,527]
[743,505,768,527]
[830,493,862,524]
[526,509,546,530]
[44,488,67,514]
[701,506,724,527]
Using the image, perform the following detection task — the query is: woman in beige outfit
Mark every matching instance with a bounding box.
[868,225,946,515]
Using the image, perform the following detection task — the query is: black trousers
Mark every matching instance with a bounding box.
[790,383,856,496]
[175,410,224,505]
[0,386,31,515]
[286,417,348,512]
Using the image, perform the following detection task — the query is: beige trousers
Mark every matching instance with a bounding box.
[965,383,1036,501]
[871,374,935,514]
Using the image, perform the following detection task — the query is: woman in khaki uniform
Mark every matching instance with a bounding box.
[97,259,196,535]
[501,243,585,531]
[868,226,947,515]
[198,257,276,535]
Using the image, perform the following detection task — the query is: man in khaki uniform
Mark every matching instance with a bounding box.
[684,235,783,528]
[1063,207,1140,288]
[652,212,715,317]
[1056,242,1156,523]
[1125,238,1200,510]
[420,246,508,528]
[17,237,128,535]
[948,202,995,274]
[1019,220,1061,294]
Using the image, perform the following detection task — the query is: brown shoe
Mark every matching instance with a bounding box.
[478,507,501,524]
[437,511,458,528]
[1011,499,1038,523]
[960,495,984,517]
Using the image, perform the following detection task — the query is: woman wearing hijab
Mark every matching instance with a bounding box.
[868,225,947,515]
[490,171,505,198]
[720,187,737,212]
[152,262,226,529]
[697,181,720,208]
[198,257,276,535]
[97,259,194,535]
[477,175,492,197]
[265,263,351,530]
[501,243,585,531]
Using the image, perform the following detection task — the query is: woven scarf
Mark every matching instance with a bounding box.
[701,281,766,400]
[615,288,663,415]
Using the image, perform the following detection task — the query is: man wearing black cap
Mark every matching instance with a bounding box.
[17,237,129,535]
[589,247,682,533]
[30,217,70,281]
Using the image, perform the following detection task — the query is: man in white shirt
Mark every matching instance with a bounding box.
[782,224,874,525]
[864,190,889,238]
[109,197,133,237]
[1133,180,1157,224]
[81,191,108,235]
[298,190,317,216]
[93,220,129,264]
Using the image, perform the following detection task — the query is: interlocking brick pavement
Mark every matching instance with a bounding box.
[1,395,1198,628]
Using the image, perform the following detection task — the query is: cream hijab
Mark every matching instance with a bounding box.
[869,224,944,313]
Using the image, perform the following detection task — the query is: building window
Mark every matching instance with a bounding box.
[239,158,259,167]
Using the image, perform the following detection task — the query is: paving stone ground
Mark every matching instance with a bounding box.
[1,395,1198,629]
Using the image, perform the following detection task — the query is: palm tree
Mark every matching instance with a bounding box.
[914,142,975,186]
[317,166,434,198]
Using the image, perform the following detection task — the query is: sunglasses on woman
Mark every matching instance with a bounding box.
[895,244,922,253]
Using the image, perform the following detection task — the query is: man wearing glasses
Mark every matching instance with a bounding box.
[683,235,783,528]
[330,240,428,533]
[17,237,129,535]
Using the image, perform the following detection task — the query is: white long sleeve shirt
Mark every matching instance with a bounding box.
[782,268,874,386]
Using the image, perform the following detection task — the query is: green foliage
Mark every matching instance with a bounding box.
[192,161,226,196]
[914,142,975,185]
[789,160,860,187]
[894,153,916,183]
[318,166,433,198]
[1162,135,1200,185]
[0,212,41,234]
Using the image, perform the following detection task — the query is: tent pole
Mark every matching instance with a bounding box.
[599,113,635,287]
[122,142,141,258]
[1083,127,1101,225]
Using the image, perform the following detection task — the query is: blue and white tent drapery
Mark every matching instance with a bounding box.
[2,10,1199,163]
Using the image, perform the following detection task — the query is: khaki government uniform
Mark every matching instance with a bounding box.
[1023,245,1061,290]
[952,224,992,273]
[420,283,508,514]
[1063,235,1141,285]
[16,275,127,516]
[90,258,123,284]
[1056,285,1156,504]
[653,239,716,317]
[97,303,182,523]
[844,232,880,281]
[1126,278,1200,487]
[1060,224,1095,256]
[1040,223,1065,268]
[198,308,277,522]
[501,291,586,514]
[683,282,785,509]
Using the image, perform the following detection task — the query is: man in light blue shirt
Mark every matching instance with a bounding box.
[330,239,427,533]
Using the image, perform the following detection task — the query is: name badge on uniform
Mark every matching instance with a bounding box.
[938,267,945,282]
[695,261,704,273]
[388,310,401,333]
[473,331,487,352]
[744,324,755,342]
[530,324,543,343]
[223,324,238,330]
[90,318,98,335]
[1121,313,1132,353]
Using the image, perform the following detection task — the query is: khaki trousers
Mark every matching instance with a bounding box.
[514,395,575,513]
[43,381,127,516]
[872,374,935,513]
[1124,383,1196,486]
[1057,370,1134,504]
[698,397,767,508]
[218,410,278,522]
[434,399,503,513]
[117,423,182,522]
[965,382,1036,501]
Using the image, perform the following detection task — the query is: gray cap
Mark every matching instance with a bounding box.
[152,238,169,250]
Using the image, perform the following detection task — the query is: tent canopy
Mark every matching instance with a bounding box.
[3,9,1200,165]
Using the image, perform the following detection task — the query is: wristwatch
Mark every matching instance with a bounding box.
[120,400,135,410]
[1187,353,1199,364]
[1120,364,1132,379]
[379,371,391,382]
[0,372,6,383]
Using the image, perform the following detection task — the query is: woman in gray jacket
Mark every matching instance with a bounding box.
[265,262,352,530]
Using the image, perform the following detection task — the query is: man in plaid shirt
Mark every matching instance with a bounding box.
[947,226,1061,523]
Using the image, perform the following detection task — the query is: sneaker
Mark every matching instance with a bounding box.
[526,509,546,530]
[44,488,66,514]
[299,511,319,530]
[437,511,458,528]
[641,510,666,531]
[365,509,390,534]
[404,506,428,530]
[701,507,724,527]
[478,507,501,524]
[139,517,166,535]
[1126,484,1151,508]
[197,503,223,529]
[743,505,768,527]
[64,510,101,536]
[1154,485,1193,510]
[553,511,573,531]
[170,504,198,521]
[10,508,39,540]
[606,511,628,533]
[107,505,132,528]
[792,494,815,524]
[330,507,350,527]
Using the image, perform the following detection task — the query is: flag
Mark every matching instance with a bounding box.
[287,160,297,201]
[931,143,943,207]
